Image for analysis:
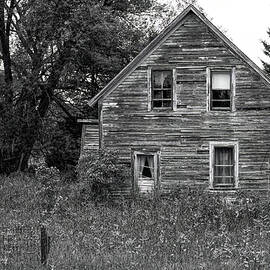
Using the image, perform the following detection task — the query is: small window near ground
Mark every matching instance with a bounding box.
[211,71,231,110]
[152,70,173,108]
[137,155,154,180]
[133,151,159,193]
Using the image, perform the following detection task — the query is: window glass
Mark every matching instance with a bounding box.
[212,100,231,108]
[212,90,230,100]
[163,72,172,88]
[212,72,231,90]
[210,71,231,110]
[163,90,172,99]
[153,71,163,88]
[137,155,154,180]
[214,147,234,186]
[152,70,173,108]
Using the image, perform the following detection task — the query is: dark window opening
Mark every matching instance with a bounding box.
[152,70,173,108]
[142,158,152,178]
[137,155,154,180]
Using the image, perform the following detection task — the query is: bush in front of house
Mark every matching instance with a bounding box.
[76,149,130,202]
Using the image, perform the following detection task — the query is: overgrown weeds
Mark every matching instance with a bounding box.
[46,188,270,269]
[1,173,270,269]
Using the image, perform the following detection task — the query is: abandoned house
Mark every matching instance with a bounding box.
[79,5,270,195]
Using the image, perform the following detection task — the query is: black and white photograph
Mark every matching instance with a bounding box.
[0,0,270,269]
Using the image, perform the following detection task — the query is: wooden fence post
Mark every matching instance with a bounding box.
[40,225,50,265]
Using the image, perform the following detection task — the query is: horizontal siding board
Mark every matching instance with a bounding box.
[82,124,99,153]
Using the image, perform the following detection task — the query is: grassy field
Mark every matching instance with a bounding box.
[1,173,270,269]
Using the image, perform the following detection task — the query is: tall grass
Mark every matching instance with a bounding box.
[1,173,270,269]
[47,189,270,269]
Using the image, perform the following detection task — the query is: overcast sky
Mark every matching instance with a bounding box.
[161,0,270,68]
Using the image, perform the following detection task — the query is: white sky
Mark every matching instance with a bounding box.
[160,0,270,68]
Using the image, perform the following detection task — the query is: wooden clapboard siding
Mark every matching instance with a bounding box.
[80,122,99,154]
[86,12,270,195]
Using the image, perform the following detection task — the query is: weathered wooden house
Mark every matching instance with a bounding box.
[79,5,270,195]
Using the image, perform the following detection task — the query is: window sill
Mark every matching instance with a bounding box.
[207,110,236,114]
[211,108,231,111]
[151,108,173,111]
[208,187,238,192]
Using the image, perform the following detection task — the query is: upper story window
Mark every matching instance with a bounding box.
[152,70,173,108]
[210,71,232,110]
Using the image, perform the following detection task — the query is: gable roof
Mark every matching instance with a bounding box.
[88,4,270,107]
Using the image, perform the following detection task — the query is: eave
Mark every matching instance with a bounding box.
[88,4,270,107]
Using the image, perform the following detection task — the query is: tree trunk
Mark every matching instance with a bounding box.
[0,0,14,104]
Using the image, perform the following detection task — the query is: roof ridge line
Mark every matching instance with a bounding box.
[88,4,270,107]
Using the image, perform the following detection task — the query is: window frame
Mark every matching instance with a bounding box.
[209,142,239,189]
[148,67,177,111]
[206,67,236,112]
[132,149,160,193]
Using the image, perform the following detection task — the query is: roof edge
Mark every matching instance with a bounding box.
[88,5,196,107]
[88,4,270,107]
[192,5,270,85]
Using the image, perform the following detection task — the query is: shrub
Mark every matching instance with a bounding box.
[76,149,130,202]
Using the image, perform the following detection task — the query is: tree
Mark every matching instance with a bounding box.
[262,30,270,74]
[0,0,198,174]
[0,0,157,173]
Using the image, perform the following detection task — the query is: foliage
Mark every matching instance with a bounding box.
[35,163,61,217]
[0,0,201,173]
[1,173,270,269]
[0,0,169,173]
[45,118,81,174]
[76,149,130,201]
[262,28,270,74]
[0,164,61,223]
[46,190,270,269]
[0,173,42,225]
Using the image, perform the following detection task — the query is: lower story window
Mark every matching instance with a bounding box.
[210,142,239,189]
[133,151,159,193]
[214,147,234,186]
[138,154,154,180]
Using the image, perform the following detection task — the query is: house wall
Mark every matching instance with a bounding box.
[97,12,270,194]
[80,122,99,154]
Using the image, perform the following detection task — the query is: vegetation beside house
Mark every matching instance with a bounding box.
[1,161,270,269]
